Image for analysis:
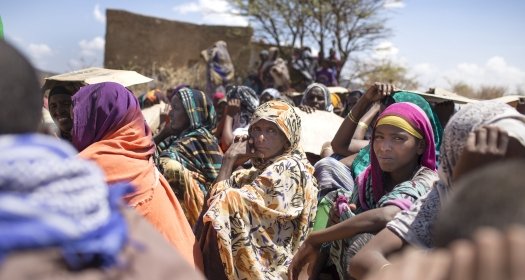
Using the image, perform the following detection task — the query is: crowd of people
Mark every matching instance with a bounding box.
[2,36,525,280]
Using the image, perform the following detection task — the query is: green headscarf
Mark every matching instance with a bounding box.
[350,91,443,177]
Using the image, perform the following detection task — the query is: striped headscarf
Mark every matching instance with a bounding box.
[159,88,223,185]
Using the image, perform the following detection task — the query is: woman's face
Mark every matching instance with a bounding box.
[305,87,326,110]
[250,119,289,160]
[48,94,73,134]
[169,95,190,135]
[373,124,424,173]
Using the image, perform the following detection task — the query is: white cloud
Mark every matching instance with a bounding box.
[443,56,525,91]
[79,36,105,57]
[173,0,248,26]
[384,0,405,9]
[372,41,400,61]
[28,43,52,58]
[94,4,106,23]
[173,3,200,14]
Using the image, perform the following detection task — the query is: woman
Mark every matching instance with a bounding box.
[157,87,223,226]
[299,82,333,113]
[349,100,525,279]
[199,100,318,279]
[218,85,259,150]
[313,90,443,230]
[71,82,203,270]
[259,88,282,104]
[289,84,439,280]
[345,91,443,179]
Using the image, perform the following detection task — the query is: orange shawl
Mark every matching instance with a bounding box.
[79,115,203,270]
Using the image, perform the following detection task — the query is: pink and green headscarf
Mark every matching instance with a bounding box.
[357,102,436,210]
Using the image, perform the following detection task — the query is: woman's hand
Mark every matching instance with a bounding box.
[363,83,396,103]
[298,104,316,114]
[453,125,509,181]
[288,238,322,280]
[226,98,241,117]
[224,134,260,168]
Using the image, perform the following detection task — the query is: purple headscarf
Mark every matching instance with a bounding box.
[72,82,146,151]
[357,102,436,209]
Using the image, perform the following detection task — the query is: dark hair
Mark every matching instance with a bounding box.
[48,85,73,98]
[0,40,42,134]
[434,159,525,247]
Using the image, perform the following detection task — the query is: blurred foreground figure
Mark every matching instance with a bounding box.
[0,40,203,279]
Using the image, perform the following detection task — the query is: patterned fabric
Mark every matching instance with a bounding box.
[0,134,131,269]
[202,100,318,279]
[350,91,443,178]
[158,87,223,226]
[300,83,334,112]
[314,157,354,198]
[226,85,259,130]
[322,102,439,279]
[329,166,437,279]
[387,101,525,248]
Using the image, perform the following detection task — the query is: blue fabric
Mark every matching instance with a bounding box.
[0,134,133,269]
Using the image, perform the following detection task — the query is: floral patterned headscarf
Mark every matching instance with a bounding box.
[248,100,310,171]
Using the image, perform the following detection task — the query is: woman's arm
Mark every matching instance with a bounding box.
[349,228,405,279]
[220,99,241,150]
[289,205,401,280]
[307,205,401,245]
[332,84,394,156]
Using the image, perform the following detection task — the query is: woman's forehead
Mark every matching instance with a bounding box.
[252,119,277,128]
[375,124,412,135]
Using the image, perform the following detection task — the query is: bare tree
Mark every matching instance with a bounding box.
[229,0,391,62]
[229,0,309,56]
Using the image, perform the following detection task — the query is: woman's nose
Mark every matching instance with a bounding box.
[256,133,265,142]
[379,141,392,152]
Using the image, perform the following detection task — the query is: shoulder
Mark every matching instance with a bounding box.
[0,208,204,280]
[410,166,439,186]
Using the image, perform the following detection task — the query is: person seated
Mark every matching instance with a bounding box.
[259,88,282,104]
[289,84,439,280]
[313,87,443,231]
[156,87,223,226]
[349,100,525,279]
[198,100,318,279]
[0,40,203,279]
[342,90,364,117]
[363,159,525,280]
[70,82,203,270]
[218,85,259,151]
[47,85,75,142]
[299,83,334,113]
[138,87,168,109]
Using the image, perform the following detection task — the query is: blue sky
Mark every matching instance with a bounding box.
[1,0,524,92]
